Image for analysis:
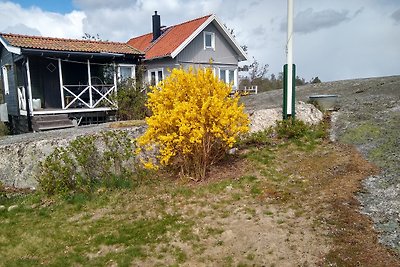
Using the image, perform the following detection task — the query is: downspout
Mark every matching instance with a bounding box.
[22,57,32,132]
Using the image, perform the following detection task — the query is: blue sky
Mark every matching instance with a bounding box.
[1,0,399,82]
[8,0,74,13]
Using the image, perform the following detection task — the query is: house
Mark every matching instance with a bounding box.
[0,33,143,133]
[128,12,248,88]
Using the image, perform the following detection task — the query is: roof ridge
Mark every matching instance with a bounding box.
[127,14,213,43]
[170,14,213,28]
[143,26,174,52]
[0,32,129,46]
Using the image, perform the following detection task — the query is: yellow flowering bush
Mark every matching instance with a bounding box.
[137,67,249,180]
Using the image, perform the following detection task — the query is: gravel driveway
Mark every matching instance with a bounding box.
[242,75,400,253]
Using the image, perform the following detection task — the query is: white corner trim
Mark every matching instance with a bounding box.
[170,14,248,61]
[213,16,248,61]
[170,14,216,58]
[0,36,21,55]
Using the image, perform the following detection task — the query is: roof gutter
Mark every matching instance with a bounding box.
[20,48,140,58]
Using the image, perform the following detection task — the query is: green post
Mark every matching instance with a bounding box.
[282,64,296,120]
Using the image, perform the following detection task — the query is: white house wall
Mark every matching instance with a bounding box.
[176,23,239,66]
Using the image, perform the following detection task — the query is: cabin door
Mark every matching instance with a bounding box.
[42,60,61,109]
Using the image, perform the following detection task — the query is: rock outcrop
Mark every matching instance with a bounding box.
[249,101,323,133]
[0,125,145,189]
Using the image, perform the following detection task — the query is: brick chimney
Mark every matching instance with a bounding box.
[152,11,161,41]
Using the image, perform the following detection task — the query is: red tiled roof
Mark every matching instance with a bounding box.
[0,33,143,55]
[128,15,212,60]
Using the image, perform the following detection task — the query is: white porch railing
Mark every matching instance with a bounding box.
[17,86,27,112]
[231,85,258,95]
[62,84,117,109]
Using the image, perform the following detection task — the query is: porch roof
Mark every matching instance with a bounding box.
[0,33,143,56]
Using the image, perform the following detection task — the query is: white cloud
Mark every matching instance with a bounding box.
[0,0,398,82]
[0,1,85,38]
[391,9,400,24]
[288,8,352,34]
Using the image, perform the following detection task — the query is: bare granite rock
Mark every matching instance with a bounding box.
[0,124,146,189]
[249,101,323,133]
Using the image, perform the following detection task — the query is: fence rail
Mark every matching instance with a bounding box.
[231,85,258,95]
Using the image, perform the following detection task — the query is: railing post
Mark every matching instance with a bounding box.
[58,58,65,109]
[113,62,118,96]
[26,57,34,114]
[87,59,92,108]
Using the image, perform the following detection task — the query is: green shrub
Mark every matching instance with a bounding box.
[239,128,274,148]
[0,122,9,137]
[37,147,77,195]
[36,130,138,196]
[275,119,309,139]
[275,119,328,150]
[116,78,148,120]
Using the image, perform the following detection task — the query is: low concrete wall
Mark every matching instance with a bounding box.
[0,124,146,189]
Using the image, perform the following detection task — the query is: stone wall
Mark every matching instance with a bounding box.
[0,124,146,189]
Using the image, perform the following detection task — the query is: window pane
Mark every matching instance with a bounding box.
[158,70,163,82]
[219,69,226,82]
[151,72,156,85]
[120,66,132,80]
[205,33,212,47]
[229,70,235,84]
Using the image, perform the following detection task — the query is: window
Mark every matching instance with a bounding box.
[148,68,164,86]
[118,64,135,81]
[204,32,215,50]
[219,69,226,82]
[1,65,9,95]
[219,68,238,89]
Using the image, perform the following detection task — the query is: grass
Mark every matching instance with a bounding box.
[2,118,389,266]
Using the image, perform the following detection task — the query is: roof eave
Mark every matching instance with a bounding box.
[170,15,215,59]
[0,35,21,55]
[144,54,172,61]
[212,16,248,61]
[170,14,248,62]
[20,48,141,58]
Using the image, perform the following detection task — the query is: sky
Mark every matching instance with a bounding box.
[0,0,399,82]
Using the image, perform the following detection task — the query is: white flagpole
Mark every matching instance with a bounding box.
[286,0,294,116]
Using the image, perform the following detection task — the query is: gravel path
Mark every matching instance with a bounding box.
[242,75,400,253]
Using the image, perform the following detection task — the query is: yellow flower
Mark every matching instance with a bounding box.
[137,66,249,179]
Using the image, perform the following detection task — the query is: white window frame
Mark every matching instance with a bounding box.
[1,65,10,95]
[118,64,136,81]
[147,68,164,85]
[203,31,215,50]
[219,68,238,89]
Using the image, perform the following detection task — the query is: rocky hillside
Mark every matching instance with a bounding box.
[243,75,400,254]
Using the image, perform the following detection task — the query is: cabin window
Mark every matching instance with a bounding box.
[219,68,238,89]
[148,68,164,86]
[204,32,215,50]
[118,64,135,81]
[1,65,10,95]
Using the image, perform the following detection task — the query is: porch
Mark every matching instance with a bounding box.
[17,56,125,117]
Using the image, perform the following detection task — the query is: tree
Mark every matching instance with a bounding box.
[223,24,247,52]
[310,77,322,84]
[82,33,108,42]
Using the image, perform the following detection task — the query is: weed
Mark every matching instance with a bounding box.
[239,128,273,148]
[246,253,255,260]
[36,130,140,196]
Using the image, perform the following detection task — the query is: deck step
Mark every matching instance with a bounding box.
[32,114,75,132]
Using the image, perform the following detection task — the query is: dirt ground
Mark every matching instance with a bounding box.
[244,76,400,248]
[1,76,399,266]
